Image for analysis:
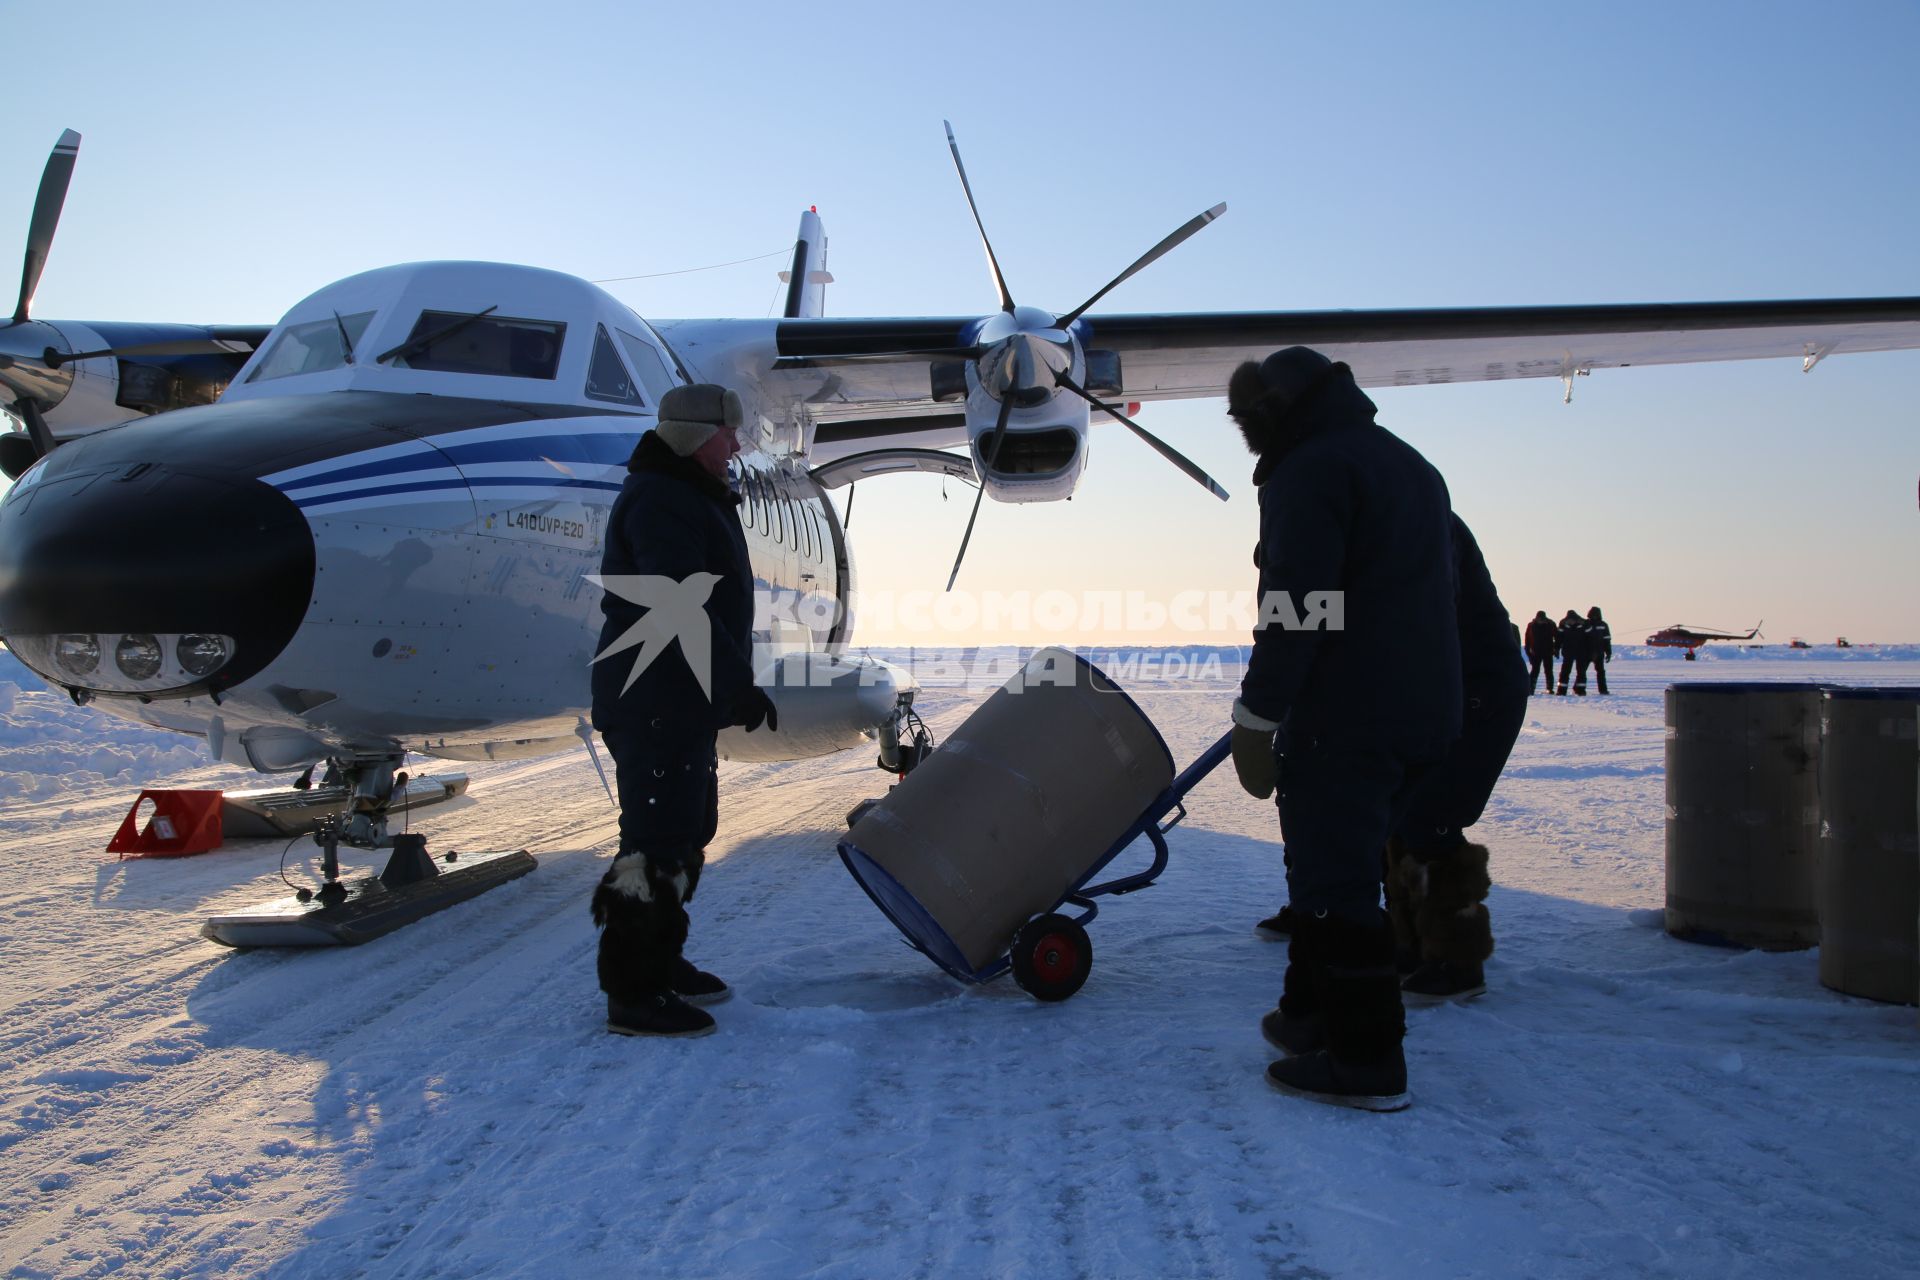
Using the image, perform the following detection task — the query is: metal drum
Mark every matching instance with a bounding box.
[1664,683,1824,950]
[1818,688,1920,1004]
[840,647,1175,979]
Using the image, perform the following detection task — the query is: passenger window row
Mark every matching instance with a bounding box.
[737,470,827,562]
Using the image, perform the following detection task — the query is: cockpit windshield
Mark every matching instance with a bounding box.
[246,311,375,383]
[387,311,565,380]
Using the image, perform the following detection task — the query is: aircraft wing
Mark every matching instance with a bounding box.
[773,296,1920,442]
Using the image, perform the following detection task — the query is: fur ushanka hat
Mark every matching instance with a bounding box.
[654,384,745,456]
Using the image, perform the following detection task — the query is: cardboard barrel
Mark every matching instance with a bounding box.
[838,648,1175,980]
[1664,683,1825,950]
[1818,688,1920,1004]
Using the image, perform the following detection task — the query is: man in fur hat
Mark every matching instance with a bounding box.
[1386,513,1528,1005]
[589,383,778,1037]
[1227,347,1461,1112]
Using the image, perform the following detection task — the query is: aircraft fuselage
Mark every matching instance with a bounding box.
[0,262,896,775]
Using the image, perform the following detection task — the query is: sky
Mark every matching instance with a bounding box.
[3,0,1917,644]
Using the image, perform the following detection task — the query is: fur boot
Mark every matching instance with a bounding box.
[592,849,717,1036]
[591,851,693,999]
[1388,838,1494,1003]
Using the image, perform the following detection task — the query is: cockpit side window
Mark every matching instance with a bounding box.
[585,324,644,405]
[246,311,375,383]
[391,312,565,379]
[615,329,679,404]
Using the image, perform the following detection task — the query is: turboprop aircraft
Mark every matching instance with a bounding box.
[2,126,1918,943]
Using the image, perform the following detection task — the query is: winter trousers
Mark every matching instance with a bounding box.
[1574,656,1608,695]
[1277,741,1429,923]
[1556,653,1578,694]
[591,727,719,1001]
[1526,653,1554,693]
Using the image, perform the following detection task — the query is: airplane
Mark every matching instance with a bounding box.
[1645,622,1764,658]
[3,125,1918,943]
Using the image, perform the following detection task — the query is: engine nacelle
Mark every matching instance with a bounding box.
[962,386,1087,504]
[946,308,1126,505]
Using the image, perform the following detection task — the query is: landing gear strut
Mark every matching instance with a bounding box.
[849,694,937,829]
[201,753,536,948]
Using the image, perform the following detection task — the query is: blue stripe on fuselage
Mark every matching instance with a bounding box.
[286,474,624,509]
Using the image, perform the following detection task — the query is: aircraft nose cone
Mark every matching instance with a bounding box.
[0,459,315,695]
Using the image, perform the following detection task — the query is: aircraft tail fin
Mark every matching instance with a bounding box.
[779,208,833,318]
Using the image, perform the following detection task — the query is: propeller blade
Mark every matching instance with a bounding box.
[14,130,80,325]
[44,337,258,368]
[1057,202,1226,329]
[943,121,1015,313]
[1056,374,1229,501]
[945,392,1015,591]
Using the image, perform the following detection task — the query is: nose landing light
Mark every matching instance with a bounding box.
[12,630,237,694]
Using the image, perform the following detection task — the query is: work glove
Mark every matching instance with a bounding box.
[732,687,779,733]
[1231,723,1280,800]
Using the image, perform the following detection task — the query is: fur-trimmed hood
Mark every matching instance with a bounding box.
[1229,360,1379,486]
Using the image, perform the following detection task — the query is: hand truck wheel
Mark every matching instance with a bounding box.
[1010,913,1093,1002]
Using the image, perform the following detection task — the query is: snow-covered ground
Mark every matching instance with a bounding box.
[1,651,1917,1278]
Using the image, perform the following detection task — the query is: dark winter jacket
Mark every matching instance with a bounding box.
[1523,614,1558,661]
[590,432,757,736]
[1557,614,1590,662]
[1238,366,1462,753]
[1587,616,1612,661]
[1453,516,1527,700]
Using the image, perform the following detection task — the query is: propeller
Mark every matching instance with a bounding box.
[3,129,81,470]
[14,129,78,326]
[1056,202,1226,329]
[931,123,1229,588]
[0,130,269,478]
[1054,372,1229,501]
[945,374,1016,591]
[944,121,1015,314]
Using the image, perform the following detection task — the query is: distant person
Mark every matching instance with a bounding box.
[1385,515,1527,1004]
[1577,606,1612,695]
[1555,609,1587,695]
[589,384,779,1038]
[1227,346,1460,1112]
[1523,610,1558,694]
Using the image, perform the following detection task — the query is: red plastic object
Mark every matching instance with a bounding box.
[107,790,225,859]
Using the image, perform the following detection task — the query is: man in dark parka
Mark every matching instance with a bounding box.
[1555,609,1588,696]
[1386,515,1528,1004]
[589,384,778,1037]
[1523,610,1558,695]
[1227,347,1461,1112]
[1577,605,1612,695]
